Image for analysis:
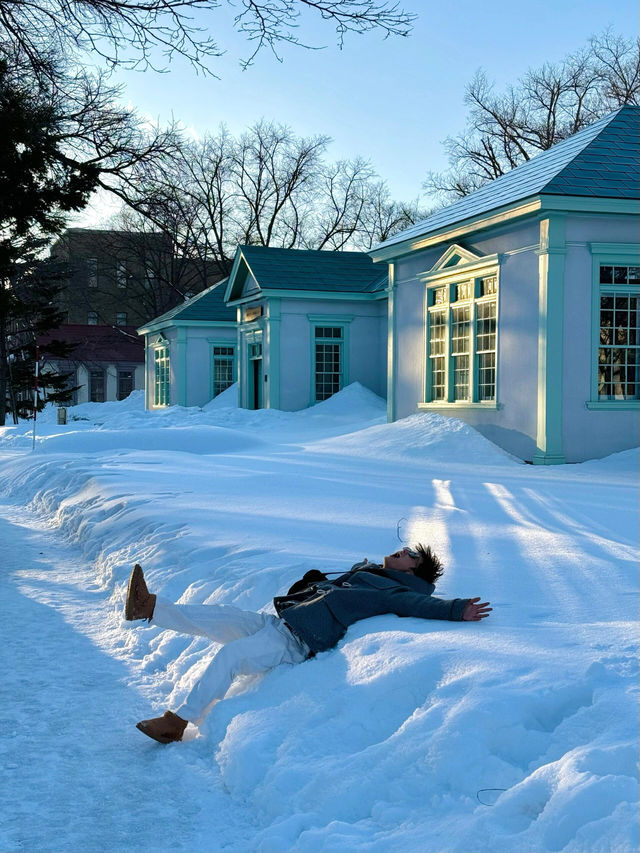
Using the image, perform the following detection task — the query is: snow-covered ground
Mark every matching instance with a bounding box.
[0,384,637,853]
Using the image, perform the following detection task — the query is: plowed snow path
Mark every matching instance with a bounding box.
[0,499,250,853]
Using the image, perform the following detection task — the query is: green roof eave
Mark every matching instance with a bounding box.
[370,194,640,264]
[138,319,237,335]
[227,288,388,307]
[369,198,543,262]
[538,195,640,215]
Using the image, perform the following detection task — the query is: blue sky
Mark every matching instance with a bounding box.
[80,0,638,224]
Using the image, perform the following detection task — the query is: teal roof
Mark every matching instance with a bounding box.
[375,104,639,253]
[236,246,387,295]
[144,278,234,326]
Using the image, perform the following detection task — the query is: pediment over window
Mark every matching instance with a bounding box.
[429,244,483,274]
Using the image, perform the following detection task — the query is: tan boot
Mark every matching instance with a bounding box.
[136,710,188,744]
[125,564,156,621]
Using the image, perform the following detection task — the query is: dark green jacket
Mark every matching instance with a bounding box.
[274,563,469,654]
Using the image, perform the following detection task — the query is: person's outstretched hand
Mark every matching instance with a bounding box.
[462,597,492,621]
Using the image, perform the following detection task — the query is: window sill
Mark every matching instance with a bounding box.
[418,401,503,411]
[585,400,639,411]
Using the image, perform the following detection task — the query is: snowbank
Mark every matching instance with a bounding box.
[308,411,519,466]
[0,386,637,853]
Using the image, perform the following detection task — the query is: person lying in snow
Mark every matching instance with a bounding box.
[126,546,491,744]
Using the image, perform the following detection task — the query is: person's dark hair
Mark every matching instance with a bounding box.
[412,544,444,584]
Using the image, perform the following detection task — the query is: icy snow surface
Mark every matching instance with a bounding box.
[0,383,638,853]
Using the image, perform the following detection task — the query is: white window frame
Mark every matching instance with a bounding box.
[307,315,354,404]
[89,369,105,403]
[421,260,500,409]
[587,243,640,410]
[153,344,171,407]
[210,342,236,398]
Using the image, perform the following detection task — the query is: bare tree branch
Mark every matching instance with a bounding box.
[0,0,415,75]
[425,30,640,202]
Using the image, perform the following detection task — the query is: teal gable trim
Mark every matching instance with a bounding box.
[228,288,385,307]
[224,250,245,302]
[139,319,237,335]
[533,215,566,465]
[540,197,640,215]
[225,250,262,303]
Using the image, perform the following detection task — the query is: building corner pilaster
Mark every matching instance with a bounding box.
[386,262,396,423]
[533,215,567,465]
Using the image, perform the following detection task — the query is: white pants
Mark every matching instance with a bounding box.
[151,597,310,724]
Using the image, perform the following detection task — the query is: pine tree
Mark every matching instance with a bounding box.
[0,54,100,424]
[2,251,80,421]
[1,46,176,424]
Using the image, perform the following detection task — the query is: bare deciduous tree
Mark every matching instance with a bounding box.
[0,0,415,75]
[115,120,427,276]
[425,31,640,201]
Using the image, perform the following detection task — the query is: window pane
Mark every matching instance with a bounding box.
[431,357,445,400]
[117,261,127,288]
[429,310,446,356]
[118,371,133,401]
[613,267,628,285]
[615,294,629,310]
[453,354,469,400]
[154,346,170,406]
[599,266,613,284]
[315,327,342,339]
[90,370,105,403]
[87,258,98,288]
[451,305,470,355]
[598,290,640,400]
[478,352,496,401]
[475,301,497,400]
[213,353,234,397]
[481,276,497,296]
[315,342,342,401]
[455,281,473,301]
[451,305,471,400]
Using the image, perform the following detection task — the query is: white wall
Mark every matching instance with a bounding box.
[274,297,387,411]
[144,324,237,410]
[393,220,542,460]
